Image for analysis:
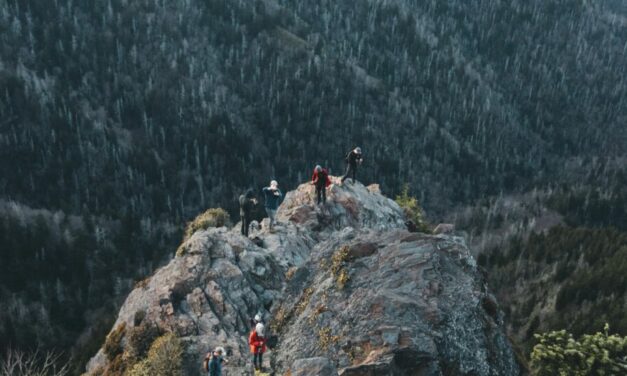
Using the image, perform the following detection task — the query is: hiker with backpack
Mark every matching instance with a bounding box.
[203,346,228,376]
[262,180,283,231]
[239,189,257,237]
[249,320,267,371]
[341,147,363,184]
[311,165,331,205]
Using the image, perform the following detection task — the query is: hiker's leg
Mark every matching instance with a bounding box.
[268,209,276,228]
[341,164,351,182]
[259,352,263,368]
[352,165,357,182]
[244,216,250,236]
[265,208,271,228]
[323,187,327,202]
[241,217,246,235]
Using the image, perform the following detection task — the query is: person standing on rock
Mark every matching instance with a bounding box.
[239,189,257,237]
[312,165,331,205]
[341,147,363,184]
[249,321,267,371]
[204,346,227,376]
[262,180,283,231]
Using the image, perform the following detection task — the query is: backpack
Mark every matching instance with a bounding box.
[315,169,328,187]
[203,354,210,372]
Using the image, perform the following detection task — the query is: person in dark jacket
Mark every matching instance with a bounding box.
[239,189,257,236]
[312,165,331,205]
[205,347,227,376]
[262,180,283,230]
[341,147,363,184]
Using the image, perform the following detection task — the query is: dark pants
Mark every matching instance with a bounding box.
[341,164,357,183]
[253,352,263,369]
[241,215,251,236]
[316,184,326,204]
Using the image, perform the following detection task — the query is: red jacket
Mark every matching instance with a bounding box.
[312,169,331,187]
[249,331,267,354]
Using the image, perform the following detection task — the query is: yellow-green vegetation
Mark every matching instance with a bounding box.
[127,333,184,376]
[271,287,314,334]
[127,322,162,360]
[530,324,627,375]
[395,184,430,233]
[330,246,350,290]
[134,277,151,290]
[285,267,298,281]
[270,305,289,334]
[183,208,230,239]
[307,304,329,326]
[318,327,341,351]
[295,287,314,315]
[103,323,126,361]
[177,208,230,256]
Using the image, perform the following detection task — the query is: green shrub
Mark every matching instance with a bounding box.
[184,208,231,240]
[177,208,231,256]
[395,184,430,233]
[530,324,627,375]
[127,333,184,376]
[127,322,162,360]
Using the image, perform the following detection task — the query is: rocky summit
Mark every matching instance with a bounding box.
[87,178,520,375]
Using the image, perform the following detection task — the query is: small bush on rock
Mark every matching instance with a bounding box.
[127,333,184,376]
[184,208,231,240]
[127,322,162,360]
[395,184,430,233]
[103,323,126,361]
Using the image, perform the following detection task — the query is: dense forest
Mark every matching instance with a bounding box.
[0,0,625,373]
[455,163,627,356]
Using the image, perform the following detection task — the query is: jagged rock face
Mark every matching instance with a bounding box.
[270,230,519,375]
[87,180,520,375]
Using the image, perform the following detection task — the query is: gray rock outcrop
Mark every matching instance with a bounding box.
[87,178,520,375]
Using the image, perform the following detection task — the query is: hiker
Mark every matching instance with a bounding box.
[341,147,363,184]
[239,189,257,237]
[249,321,267,371]
[262,180,283,230]
[204,346,228,376]
[311,165,331,205]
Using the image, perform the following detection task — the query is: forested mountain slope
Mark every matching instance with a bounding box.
[0,0,625,372]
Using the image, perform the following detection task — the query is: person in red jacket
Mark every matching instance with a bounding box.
[249,322,267,371]
[312,165,331,205]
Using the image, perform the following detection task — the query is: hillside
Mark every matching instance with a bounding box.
[446,163,627,356]
[86,178,520,375]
